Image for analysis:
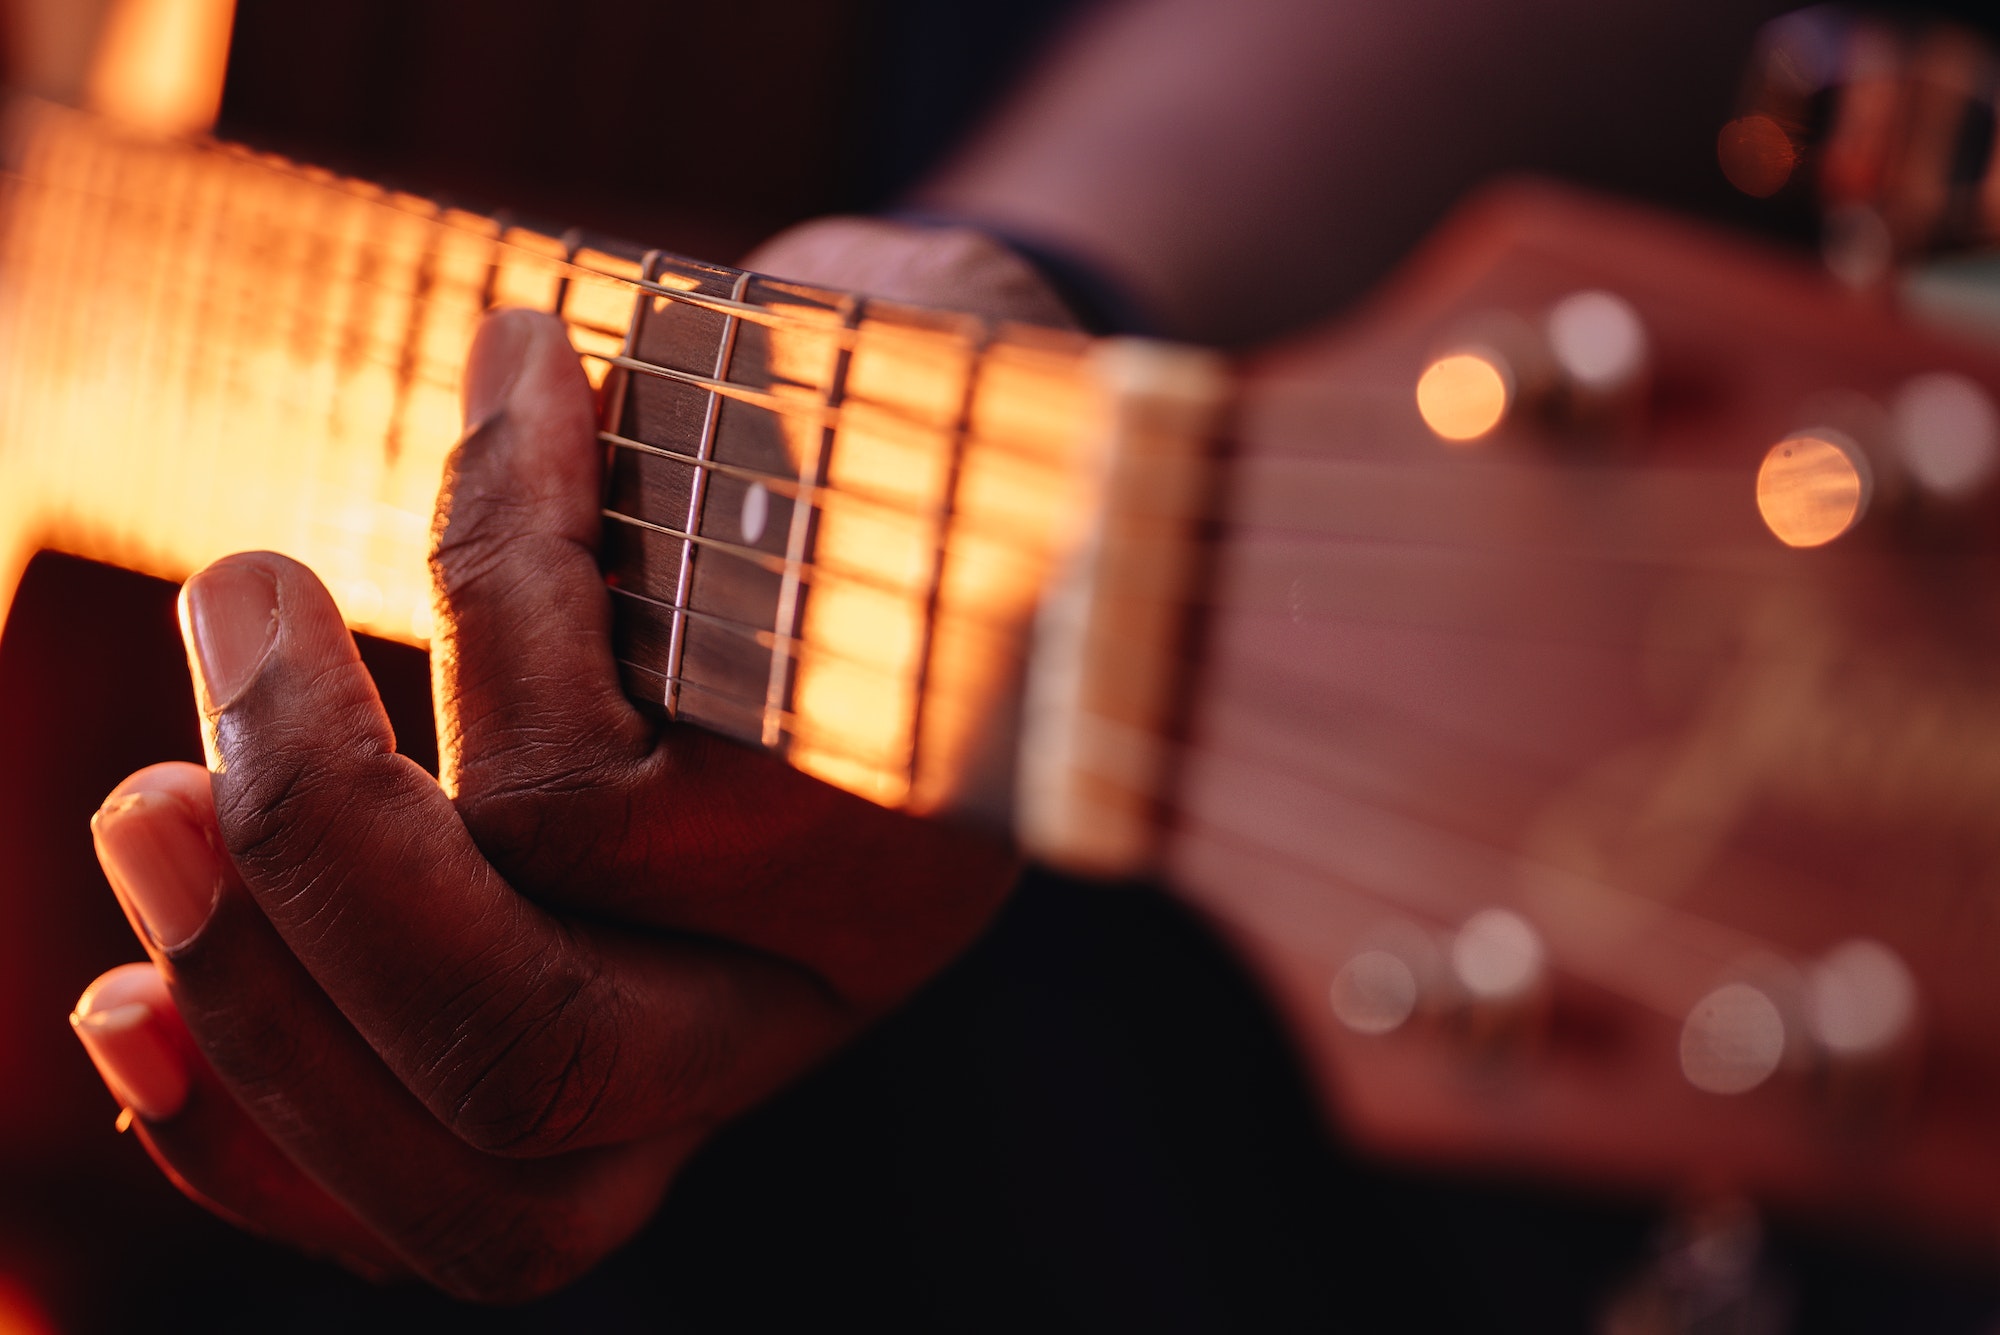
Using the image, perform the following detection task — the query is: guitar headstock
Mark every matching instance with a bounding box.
[1172,178,2000,1250]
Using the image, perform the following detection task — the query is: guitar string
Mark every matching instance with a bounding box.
[1163,810,1753,1024]
[1129,629,1843,1025]
[606,578,1025,677]
[2,125,1041,359]
[26,131,1816,692]
[0,154,1086,457]
[16,136,1803,592]
[10,134,1830,691]
[4,161,1103,552]
[7,109,1864,1023]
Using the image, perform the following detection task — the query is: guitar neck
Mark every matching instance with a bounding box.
[0,98,1229,863]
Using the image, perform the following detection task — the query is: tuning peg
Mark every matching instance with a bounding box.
[1545,288,1650,419]
[1890,371,2000,504]
[1679,954,1810,1097]
[1680,978,1792,1096]
[1416,290,1649,444]
[1332,909,1550,1061]
[1804,938,1920,1127]
[1415,311,1545,443]
[1446,908,1550,1056]
[1330,918,1446,1037]
[1755,426,1873,548]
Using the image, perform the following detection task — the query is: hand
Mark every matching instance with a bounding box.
[68,309,1018,1300]
[740,215,1081,328]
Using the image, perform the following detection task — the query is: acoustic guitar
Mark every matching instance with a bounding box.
[8,81,2000,1257]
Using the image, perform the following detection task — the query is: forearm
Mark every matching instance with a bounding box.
[915,0,1791,344]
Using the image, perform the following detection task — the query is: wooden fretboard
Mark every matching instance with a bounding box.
[0,97,1215,835]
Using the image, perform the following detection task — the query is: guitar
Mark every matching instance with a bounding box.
[9,91,2000,1256]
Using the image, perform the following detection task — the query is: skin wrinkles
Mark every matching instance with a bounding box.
[442,972,644,1159]
[75,312,1017,1300]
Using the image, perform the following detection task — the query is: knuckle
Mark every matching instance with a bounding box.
[427,490,532,599]
[213,737,422,924]
[427,419,569,605]
[417,945,626,1157]
[176,980,312,1105]
[450,768,630,889]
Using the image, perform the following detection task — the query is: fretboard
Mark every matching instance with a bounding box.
[0,98,1222,843]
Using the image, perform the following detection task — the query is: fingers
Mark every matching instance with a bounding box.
[71,961,407,1278]
[431,309,648,805]
[425,310,1015,1012]
[170,566,839,1154]
[86,768,681,1300]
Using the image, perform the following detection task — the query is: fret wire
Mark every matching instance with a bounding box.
[478,207,510,310]
[665,269,751,718]
[599,352,861,438]
[767,296,860,748]
[616,271,986,352]
[2,158,1083,472]
[27,140,1085,605]
[0,102,1107,736]
[0,168,480,278]
[595,245,655,498]
[615,660,915,776]
[603,507,793,577]
[598,350,1079,473]
[609,503,1012,618]
[599,428,806,492]
[552,227,582,323]
[611,581,966,681]
[613,582,796,651]
[599,427,1028,547]
[622,275,858,338]
[41,123,953,353]
[6,148,887,355]
[605,507,1053,653]
[906,325,989,794]
[626,664,788,727]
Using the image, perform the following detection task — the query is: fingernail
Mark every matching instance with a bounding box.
[71,990,189,1123]
[93,789,222,952]
[464,309,534,427]
[179,561,279,715]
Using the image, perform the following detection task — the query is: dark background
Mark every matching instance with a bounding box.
[213,0,1089,264]
[3,0,2000,1329]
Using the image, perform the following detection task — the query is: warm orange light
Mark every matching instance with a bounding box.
[1717,114,1798,199]
[0,1274,58,1335]
[0,103,585,649]
[84,0,236,135]
[911,337,1100,811]
[1756,433,1868,547]
[0,101,1118,825]
[1416,352,1509,442]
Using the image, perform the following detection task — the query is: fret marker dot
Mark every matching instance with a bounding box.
[740,482,769,545]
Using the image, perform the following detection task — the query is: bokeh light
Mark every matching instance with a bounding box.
[1756,433,1868,547]
[1416,351,1510,442]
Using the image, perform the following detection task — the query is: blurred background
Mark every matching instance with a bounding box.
[4,1,2000,1331]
